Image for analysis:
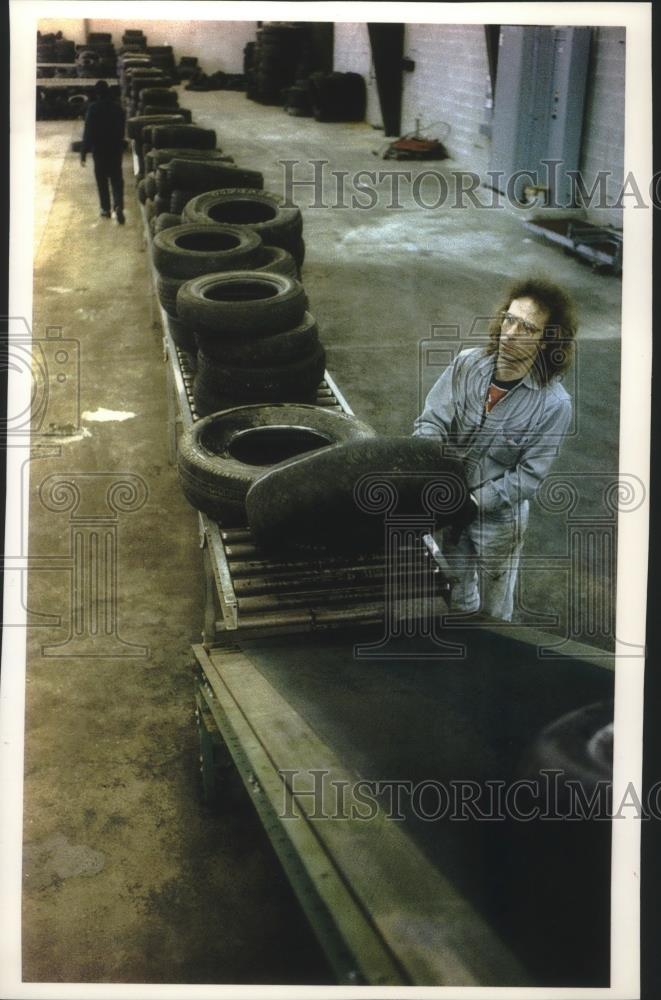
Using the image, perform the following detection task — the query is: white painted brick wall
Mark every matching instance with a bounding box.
[402,25,491,174]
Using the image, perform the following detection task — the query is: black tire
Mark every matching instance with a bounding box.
[252,245,297,279]
[137,179,148,204]
[166,314,197,354]
[127,114,186,141]
[150,124,216,150]
[182,189,302,253]
[146,147,232,172]
[177,404,375,522]
[169,189,197,214]
[197,310,319,365]
[291,236,305,271]
[141,105,193,123]
[156,272,183,316]
[153,194,170,216]
[132,77,173,99]
[153,212,182,234]
[138,87,179,106]
[156,166,172,196]
[145,198,156,222]
[152,224,263,280]
[521,702,614,792]
[167,159,264,192]
[177,271,307,339]
[194,343,326,414]
[144,171,157,200]
[245,437,473,555]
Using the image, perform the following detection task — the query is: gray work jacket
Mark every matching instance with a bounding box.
[413,347,572,518]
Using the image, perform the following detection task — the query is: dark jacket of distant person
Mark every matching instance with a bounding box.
[82,84,126,159]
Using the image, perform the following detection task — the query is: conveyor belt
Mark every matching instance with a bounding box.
[135,147,450,639]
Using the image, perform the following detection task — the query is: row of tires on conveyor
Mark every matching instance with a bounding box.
[149,187,318,418]
[122,65,470,561]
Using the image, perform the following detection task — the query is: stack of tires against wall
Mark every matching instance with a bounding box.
[37,32,76,64]
[75,34,117,78]
[37,86,95,121]
[176,56,199,81]
[284,72,366,121]
[245,23,307,105]
[121,29,147,52]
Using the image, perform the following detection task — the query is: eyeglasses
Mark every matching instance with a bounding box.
[500,311,543,336]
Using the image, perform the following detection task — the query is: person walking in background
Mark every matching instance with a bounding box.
[80,80,126,224]
[414,278,576,621]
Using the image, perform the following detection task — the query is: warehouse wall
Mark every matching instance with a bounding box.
[37,18,86,43]
[579,26,626,227]
[332,22,381,128]
[335,21,625,228]
[401,24,491,174]
[86,19,258,74]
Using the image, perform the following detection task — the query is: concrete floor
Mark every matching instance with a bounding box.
[23,88,622,985]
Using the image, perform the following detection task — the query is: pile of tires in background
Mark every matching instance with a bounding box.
[244,22,366,122]
[74,32,118,78]
[36,29,76,64]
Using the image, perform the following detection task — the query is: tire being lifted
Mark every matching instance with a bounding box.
[246,436,475,555]
[177,404,376,522]
[177,271,307,339]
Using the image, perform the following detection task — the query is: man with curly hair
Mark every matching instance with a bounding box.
[414,278,576,621]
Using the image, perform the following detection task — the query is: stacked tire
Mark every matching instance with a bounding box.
[75,37,117,78]
[246,24,307,105]
[176,271,325,416]
[182,188,306,273]
[176,56,199,81]
[308,72,366,122]
[153,225,299,370]
[153,224,263,363]
[122,29,147,51]
[139,125,218,199]
[156,158,263,215]
[284,79,314,117]
[177,405,376,524]
[127,113,191,178]
[146,45,176,74]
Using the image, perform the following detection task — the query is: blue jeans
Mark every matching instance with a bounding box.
[440,501,529,621]
[93,150,124,213]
